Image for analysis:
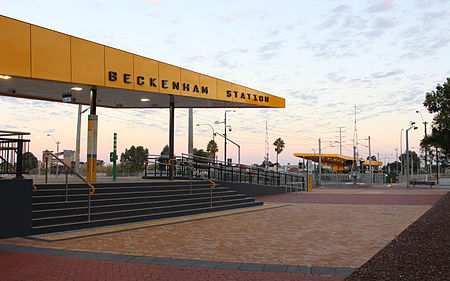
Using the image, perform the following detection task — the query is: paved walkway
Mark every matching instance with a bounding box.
[0,186,446,280]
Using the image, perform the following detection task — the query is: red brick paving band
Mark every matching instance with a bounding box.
[0,251,346,281]
[255,193,443,205]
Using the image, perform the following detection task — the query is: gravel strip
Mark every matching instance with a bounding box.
[346,191,449,281]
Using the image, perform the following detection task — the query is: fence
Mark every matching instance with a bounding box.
[145,153,306,189]
[0,131,30,178]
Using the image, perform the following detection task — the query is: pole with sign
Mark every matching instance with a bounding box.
[110,133,118,180]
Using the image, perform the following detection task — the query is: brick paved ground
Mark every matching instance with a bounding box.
[0,186,446,280]
[0,251,345,281]
[255,193,444,205]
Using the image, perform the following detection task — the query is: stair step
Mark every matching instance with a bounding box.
[32,201,263,234]
[32,194,248,218]
[32,198,255,226]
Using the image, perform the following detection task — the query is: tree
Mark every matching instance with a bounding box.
[158,145,169,171]
[22,152,38,171]
[273,138,285,171]
[120,145,149,173]
[193,148,209,163]
[399,151,421,174]
[206,140,218,160]
[420,78,450,167]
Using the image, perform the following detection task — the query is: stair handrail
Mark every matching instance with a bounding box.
[48,153,95,194]
[181,160,216,189]
[168,158,215,189]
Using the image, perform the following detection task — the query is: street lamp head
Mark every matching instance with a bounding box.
[410,121,415,125]
[416,110,419,113]
[414,126,418,130]
[195,124,200,126]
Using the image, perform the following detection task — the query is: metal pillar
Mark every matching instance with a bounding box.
[169,101,175,180]
[188,108,193,155]
[75,105,82,173]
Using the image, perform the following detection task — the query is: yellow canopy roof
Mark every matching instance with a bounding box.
[0,15,285,109]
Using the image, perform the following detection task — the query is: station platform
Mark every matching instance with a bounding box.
[0,186,447,281]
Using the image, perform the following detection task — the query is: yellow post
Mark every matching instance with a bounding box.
[87,115,98,182]
[308,174,313,192]
[390,178,393,186]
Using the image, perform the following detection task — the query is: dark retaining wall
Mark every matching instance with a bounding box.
[0,179,32,238]
[217,181,286,197]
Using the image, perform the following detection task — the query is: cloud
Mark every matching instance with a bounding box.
[365,17,397,38]
[365,0,395,13]
[147,0,163,6]
[258,41,283,53]
[327,72,347,82]
[219,15,232,23]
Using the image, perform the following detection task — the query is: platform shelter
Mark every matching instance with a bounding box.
[293,153,383,173]
[0,15,285,181]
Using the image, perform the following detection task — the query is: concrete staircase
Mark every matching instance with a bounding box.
[32,181,262,234]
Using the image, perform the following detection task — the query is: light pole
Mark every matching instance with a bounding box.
[416,110,428,175]
[215,110,235,163]
[406,122,418,187]
[47,133,60,176]
[400,128,404,182]
[196,123,216,160]
[214,132,240,166]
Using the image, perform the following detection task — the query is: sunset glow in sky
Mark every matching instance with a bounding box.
[1,0,449,166]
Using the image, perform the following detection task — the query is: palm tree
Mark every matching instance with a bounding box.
[206,139,218,161]
[273,138,285,171]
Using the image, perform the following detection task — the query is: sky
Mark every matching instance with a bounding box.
[1,0,449,166]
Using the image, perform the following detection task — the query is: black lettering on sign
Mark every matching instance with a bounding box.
[162,80,168,89]
[253,94,258,101]
[173,82,179,90]
[247,94,251,99]
[109,71,117,81]
[137,76,145,85]
[265,96,269,102]
[201,86,208,94]
[226,90,232,97]
[259,96,264,102]
[193,85,199,93]
[124,74,131,84]
[183,83,190,91]
[150,78,157,87]
[234,91,239,98]
[241,93,246,99]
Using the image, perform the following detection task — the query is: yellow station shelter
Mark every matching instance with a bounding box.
[293,153,383,173]
[0,15,285,181]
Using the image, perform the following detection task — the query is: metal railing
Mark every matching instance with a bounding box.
[44,152,95,221]
[168,158,216,207]
[145,154,306,190]
[0,130,30,178]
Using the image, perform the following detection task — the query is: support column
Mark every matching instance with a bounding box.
[87,88,98,182]
[188,108,193,155]
[169,101,175,180]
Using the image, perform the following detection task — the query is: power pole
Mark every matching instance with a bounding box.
[318,138,321,186]
[368,136,372,186]
[395,148,399,173]
[265,121,269,169]
[338,127,344,155]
